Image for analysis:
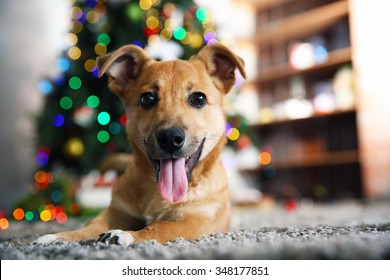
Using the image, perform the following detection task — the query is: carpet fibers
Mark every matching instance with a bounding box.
[1,200,390,259]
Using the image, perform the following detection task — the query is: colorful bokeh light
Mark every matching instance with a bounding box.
[69,76,82,90]
[259,151,272,166]
[68,46,82,60]
[13,208,25,220]
[87,95,100,108]
[97,130,110,143]
[57,58,71,72]
[196,7,209,22]
[84,59,97,72]
[25,211,34,221]
[60,96,73,110]
[0,218,9,230]
[97,111,110,125]
[227,128,240,141]
[40,210,52,222]
[38,80,52,95]
[52,113,65,127]
[51,190,63,203]
[173,27,186,40]
[56,212,68,224]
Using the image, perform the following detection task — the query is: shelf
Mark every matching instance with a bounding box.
[251,108,356,129]
[241,150,359,172]
[247,0,296,10]
[256,0,349,46]
[255,47,352,83]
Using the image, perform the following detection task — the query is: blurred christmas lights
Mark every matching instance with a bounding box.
[97,130,110,143]
[38,80,52,95]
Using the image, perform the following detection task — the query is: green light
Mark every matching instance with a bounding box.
[126,3,142,21]
[87,95,100,108]
[25,211,34,221]
[196,7,209,22]
[97,33,110,46]
[69,76,82,90]
[60,96,73,110]
[97,130,110,143]
[173,27,186,40]
[97,111,110,125]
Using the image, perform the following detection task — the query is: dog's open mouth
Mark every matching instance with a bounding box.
[150,139,205,203]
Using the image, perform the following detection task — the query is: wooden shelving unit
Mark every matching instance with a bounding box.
[255,47,351,83]
[243,0,363,200]
[256,0,349,45]
[242,150,359,172]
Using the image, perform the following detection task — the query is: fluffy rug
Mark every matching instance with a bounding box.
[1,200,390,259]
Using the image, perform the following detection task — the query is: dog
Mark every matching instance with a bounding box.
[36,43,246,246]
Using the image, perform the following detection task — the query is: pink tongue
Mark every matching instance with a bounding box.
[158,158,188,202]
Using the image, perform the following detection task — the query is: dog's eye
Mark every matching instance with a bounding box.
[140,92,158,109]
[188,92,207,108]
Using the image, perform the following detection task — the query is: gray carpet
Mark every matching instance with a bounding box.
[1,200,390,259]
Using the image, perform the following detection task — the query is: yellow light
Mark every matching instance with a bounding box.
[84,59,96,72]
[190,33,204,48]
[160,28,172,40]
[0,218,9,230]
[65,33,78,46]
[164,18,176,31]
[227,128,240,141]
[68,46,82,60]
[71,7,83,20]
[139,0,152,10]
[259,152,272,165]
[87,10,99,24]
[40,210,52,222]
[146,8,159,18]
[72,21,83,34]
[146,16,159,29]
[181,32,192,45]
[94,43,107,56]
[64,137,85,158]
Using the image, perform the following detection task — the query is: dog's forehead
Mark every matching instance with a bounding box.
[141,59,208,85]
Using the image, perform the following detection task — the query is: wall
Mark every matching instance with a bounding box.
[350,0,390,197]
[0,0,69,211]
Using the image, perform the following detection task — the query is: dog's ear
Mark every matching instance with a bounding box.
[195,43,246,94]
[96,45,151,95]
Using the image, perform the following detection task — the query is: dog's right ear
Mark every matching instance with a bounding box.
[96,45,151,96]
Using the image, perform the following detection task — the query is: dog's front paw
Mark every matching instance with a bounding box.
[34,234,61,245]
[97,230,134,247]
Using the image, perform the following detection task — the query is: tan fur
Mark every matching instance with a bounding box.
[37,43,246,245]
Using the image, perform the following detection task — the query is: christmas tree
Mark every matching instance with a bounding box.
[6,0,217,226]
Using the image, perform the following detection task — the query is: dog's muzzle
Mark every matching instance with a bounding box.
[146,127,204,203]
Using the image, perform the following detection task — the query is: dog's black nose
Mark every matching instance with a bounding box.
[156,127,185,154]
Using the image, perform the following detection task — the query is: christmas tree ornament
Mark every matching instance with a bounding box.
[73,106,94,127]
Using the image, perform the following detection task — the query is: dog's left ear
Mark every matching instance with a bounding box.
[195,43,246,94]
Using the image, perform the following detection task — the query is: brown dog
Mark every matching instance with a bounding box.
[36,43,246,246]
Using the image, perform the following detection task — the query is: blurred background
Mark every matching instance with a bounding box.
[0,0,389,229]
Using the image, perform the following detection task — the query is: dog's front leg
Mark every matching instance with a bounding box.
[35,210,111,244]
[35,206,142,245]
[98,214,219,246]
